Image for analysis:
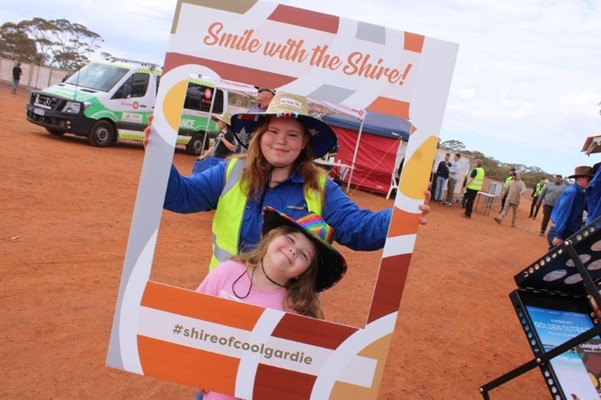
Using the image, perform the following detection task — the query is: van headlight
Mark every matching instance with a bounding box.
[61,101,82,113]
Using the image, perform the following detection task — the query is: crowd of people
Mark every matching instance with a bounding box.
[428,154,601,250]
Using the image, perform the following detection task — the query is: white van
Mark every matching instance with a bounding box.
[25,58,227,155]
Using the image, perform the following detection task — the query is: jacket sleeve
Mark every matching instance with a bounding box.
[587,163,601,224]
[163,163,226,213]
[435,161,444,175]
[551,189,576,239]
[321,179,392,250]
[537,185,547,205]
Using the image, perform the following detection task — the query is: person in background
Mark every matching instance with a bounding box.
[248,87,276,112]
[235,86,277,153]
[460,174,468,208]
[11,62,22,95]
[462,159,485,219]
[444,153,461,207]
[500,167,516,210]
[433,153,450,202]
[192,112,235,175]
[536,174,567,236]
[494,171,526,227]
[195,207,347,400]
[61,72,72,83]
[586,161,601,224]
[528,177,546,219]
[547,166,594,248]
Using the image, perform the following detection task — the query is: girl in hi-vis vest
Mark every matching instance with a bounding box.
[144,92,430,270]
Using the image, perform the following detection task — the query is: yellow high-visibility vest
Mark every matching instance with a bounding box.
[467,167,485,191]
[209,158,325,270]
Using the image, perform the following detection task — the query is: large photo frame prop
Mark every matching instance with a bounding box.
[107,1,458,398]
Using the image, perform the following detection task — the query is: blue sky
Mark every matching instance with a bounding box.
[4,0,601,176]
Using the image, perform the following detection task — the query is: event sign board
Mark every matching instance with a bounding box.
[107,1,458,398]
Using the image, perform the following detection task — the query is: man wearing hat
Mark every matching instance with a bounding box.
[192,112,235,175]
[536,174,567,236]
[548,166,594,247]
[248,87,276,113]
[234,87,277,154]
[586,162,601,224]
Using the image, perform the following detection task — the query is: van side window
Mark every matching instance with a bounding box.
[113,72,149,99]
[128,73,149,98]
[184,83,224,114]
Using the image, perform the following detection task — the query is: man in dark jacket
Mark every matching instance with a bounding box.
[11,63,22,94]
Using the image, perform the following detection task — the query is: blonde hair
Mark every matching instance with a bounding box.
[234,116,327,202]
[232,226,324,319]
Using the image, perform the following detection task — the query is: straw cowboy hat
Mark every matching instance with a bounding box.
[567,166,594,179]
[262,207,346,292]
[231,92,337,159]
[211,112,232,127]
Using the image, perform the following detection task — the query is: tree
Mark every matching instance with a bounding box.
[440,139,466,153]
[0,18,103,70]
[0,22,37,62]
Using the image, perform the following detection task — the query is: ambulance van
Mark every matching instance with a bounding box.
[25,58,226,155]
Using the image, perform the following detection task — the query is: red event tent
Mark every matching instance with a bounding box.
[322,112,411,194]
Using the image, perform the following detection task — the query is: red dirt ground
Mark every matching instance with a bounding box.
[1,85,554,399]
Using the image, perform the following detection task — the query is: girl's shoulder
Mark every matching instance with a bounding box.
[202,260,247,287]
[197,260,248,296]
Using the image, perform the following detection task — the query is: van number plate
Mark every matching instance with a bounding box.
[33,108,45,116]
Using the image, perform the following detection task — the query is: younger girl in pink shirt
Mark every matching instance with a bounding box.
[195,206,347,399]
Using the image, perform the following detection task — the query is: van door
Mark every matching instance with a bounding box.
[107,72,154,133]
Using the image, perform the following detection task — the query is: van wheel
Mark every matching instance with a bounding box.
[186,133,205,155]
[46,128,64,136]
[87,120,115,147]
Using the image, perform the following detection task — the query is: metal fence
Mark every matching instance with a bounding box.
[0,57,69,90]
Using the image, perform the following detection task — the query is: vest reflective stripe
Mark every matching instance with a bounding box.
[209,159,325,270]
[467,167,485,191]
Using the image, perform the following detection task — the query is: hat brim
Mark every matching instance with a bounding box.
[211,116,230,126]
[262,208,346,292]
[568,173,594,179]
[254,86,276,95]
[231,113,337,159]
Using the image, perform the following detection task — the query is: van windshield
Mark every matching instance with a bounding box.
[65,63,130,92]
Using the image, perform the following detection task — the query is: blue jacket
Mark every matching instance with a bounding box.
[164,163,391,251]
[587,162,601,225]
[550,183,585,239]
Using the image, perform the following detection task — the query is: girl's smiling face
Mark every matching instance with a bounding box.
[260,117,308,168]
[262,230,316,285]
